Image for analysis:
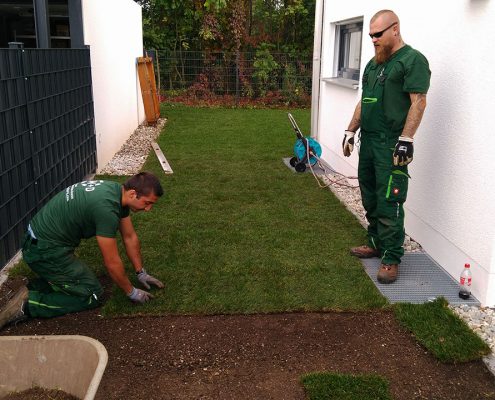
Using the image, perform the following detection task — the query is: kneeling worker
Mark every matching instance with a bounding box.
[0,172,165,329]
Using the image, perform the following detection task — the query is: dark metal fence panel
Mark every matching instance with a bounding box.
[156,50,312,100]
[0,48,96,269]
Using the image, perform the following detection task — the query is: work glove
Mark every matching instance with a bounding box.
[137,268,165,290]
[393,136,414,166]
[128,287,154,304]
[342,130,356,157]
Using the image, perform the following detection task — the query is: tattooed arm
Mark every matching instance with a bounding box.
[347,101,362,132]
[401,93,427,139]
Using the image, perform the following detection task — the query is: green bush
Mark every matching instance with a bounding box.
[253,43,279,97]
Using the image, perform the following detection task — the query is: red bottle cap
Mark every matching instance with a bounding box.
[465,263,470,268]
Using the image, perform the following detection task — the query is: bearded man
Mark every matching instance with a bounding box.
[342,10,431,283]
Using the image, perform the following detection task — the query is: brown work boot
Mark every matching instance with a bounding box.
[350,245,380,258]
[0,286,29,330]
[377,264,399,284]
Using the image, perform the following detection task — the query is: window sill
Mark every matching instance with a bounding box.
[321,77,359,90]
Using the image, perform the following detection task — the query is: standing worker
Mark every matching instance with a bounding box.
[0,172,165,329]
[342,10,431,283]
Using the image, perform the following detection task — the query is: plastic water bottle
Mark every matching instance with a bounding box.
[458,263,472,300]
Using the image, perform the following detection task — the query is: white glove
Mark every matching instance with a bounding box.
[137,268,165,290]
[127,287,154,304]
[342,130,356,157]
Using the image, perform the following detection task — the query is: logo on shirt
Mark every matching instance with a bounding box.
[81,180,104,192]
[65,180,104,202]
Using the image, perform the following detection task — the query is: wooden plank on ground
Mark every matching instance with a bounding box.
[152,141,173,174]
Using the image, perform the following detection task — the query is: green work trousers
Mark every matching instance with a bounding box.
[22,235,103,318]
[358,133,409,265]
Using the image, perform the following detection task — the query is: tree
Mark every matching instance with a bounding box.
[135,0,203,50]
[135,0,315,53]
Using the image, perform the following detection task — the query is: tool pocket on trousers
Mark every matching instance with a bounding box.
[386,170,409,203]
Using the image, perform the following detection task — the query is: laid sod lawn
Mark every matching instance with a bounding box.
[301,372,392,400]
[9,105,490,364]
[92,104,386,315]
[394,298,491,362]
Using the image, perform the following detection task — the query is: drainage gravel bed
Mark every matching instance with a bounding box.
[98,119,166,175]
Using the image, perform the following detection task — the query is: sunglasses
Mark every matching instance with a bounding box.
[369,22,397,39]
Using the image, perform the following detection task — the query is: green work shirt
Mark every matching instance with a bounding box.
[361,44,431,134]
[30,180,130,248]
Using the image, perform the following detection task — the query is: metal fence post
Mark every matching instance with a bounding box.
[8,42,24,49]
[235,52,240,106]
[33,0,50,48]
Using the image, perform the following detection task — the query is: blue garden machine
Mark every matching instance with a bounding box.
[287,113,322,173]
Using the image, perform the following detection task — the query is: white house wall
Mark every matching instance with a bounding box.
[81,0,145,170]
[314,0,495,305]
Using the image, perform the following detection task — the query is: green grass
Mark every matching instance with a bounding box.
[301,373,392,400]
[394,298,491,362]
[96,104,386,315]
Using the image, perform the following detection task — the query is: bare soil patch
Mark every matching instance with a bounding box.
[1,388,78,400]
[1,278,495,400]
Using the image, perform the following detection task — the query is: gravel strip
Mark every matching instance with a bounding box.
[452,305,495,350]
[99,124,494,359]
[99,118,167,175]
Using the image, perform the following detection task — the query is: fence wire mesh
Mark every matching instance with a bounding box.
[148,50,312,105]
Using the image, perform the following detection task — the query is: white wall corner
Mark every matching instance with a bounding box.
[81,0,145,171]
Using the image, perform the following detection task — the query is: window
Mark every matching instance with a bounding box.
[335,21,363,83]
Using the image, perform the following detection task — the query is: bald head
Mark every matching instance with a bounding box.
[371,10,400,26]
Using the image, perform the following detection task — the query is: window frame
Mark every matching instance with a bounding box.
[325,18,363,89]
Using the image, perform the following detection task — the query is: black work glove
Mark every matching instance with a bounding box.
[393,136,414,166]
[342,130,356,157]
